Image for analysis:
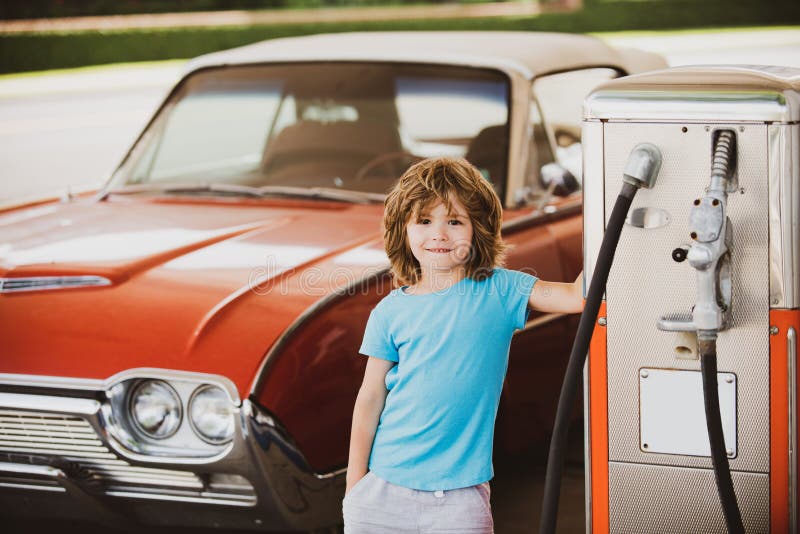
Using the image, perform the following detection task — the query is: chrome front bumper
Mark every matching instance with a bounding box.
[0,387,345,531]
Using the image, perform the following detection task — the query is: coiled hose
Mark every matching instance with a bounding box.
[539,181,639,534]
[711,130,736,188]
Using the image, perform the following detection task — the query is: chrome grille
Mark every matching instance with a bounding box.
[0,410,113,459]
[0,409,254,505]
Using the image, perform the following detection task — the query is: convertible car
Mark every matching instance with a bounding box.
[0,32,665,531]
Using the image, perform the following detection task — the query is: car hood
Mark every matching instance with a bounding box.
[0,196,390,396]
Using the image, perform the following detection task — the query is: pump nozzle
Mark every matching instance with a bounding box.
[658,130,736,334]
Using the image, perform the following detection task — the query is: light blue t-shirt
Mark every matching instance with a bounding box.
[358,267,538,491]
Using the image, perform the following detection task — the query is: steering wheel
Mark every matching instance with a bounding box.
[354,151,424,182]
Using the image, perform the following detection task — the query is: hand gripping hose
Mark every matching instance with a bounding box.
[699,334,745,534]
[539,143,661,534]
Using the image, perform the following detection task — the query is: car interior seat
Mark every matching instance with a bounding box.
[464,124,509,193]
[260,120,404,190]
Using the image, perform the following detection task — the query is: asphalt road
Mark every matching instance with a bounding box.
[0,28,798,207]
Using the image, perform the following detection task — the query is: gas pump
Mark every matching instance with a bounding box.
[571,65,800,533]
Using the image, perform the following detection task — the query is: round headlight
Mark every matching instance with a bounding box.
[129,380,182,439]
[188,385,235,444]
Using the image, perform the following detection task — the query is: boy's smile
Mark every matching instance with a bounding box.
[406,197,473,286]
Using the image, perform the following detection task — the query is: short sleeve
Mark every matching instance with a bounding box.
[495,268,538,331]
[359,306,399,362]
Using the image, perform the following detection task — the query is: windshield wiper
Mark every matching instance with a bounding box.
[100,183,385,204]
[256,185,385,204]
[98,183,262,200]
[102,183,266,198]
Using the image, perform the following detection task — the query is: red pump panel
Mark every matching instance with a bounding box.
[589,301,609,534]
[770,308,800,534]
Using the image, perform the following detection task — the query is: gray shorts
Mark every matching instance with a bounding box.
[342,471,494,534]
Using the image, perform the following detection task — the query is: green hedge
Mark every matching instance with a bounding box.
[1,1,798,74]
[0,1,483,20]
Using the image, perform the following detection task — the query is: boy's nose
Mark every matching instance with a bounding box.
[431,222,450,237]
[431,230,449,241]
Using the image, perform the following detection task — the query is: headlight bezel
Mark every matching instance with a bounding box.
[102,369,241,462]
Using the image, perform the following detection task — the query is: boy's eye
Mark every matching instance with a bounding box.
[449,219,462,225]
[419,219,430,224]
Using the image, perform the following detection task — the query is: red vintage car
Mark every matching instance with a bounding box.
[0,32,665,531]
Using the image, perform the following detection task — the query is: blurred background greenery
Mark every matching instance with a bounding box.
[0,0,798,74]
[1,0,504,19]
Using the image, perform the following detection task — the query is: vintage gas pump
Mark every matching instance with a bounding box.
[573,66,800,533]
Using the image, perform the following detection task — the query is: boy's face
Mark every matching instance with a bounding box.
[405,196,473,282]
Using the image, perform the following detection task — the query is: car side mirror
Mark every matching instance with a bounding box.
[540,162,580,196]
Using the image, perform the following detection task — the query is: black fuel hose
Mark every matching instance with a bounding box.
[699,336,745,534]
[539,181,638,534]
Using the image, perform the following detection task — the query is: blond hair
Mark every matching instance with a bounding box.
[383,157,507,287]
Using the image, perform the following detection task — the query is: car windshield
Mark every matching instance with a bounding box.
[111,63,510,199]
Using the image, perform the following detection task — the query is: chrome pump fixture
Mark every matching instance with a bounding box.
[657,129,744,534]
[658,130,737,336]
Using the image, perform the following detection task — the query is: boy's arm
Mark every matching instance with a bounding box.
[346,356,395,494]
[528,271,584,314]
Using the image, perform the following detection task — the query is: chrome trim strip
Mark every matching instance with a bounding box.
[0,461,66,478]
[0,462,254,507]
[0,482,65,492]
[105,489,256,506]
[0,373,104,391]
[585,90,798,124]
[768,124,799,310]
[0,461,70,494]
[317,466,347,480]
[790,326,798,534]
[581,120,606,288]
[0,392,100,415]
[0,275,112,293]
